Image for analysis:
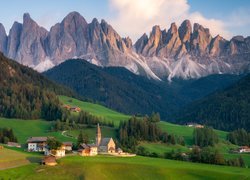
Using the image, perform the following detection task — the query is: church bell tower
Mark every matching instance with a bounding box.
[96,123,101,146]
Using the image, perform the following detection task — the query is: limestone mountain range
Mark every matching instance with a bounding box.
[0,12,250,80]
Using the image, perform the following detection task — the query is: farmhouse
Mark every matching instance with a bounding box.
[7,142,21,148]
[63,104,81,112]
[96,124,116,153]
[238,146,250,153]
[45,148,65,158]
[27,137,47,152]
[78,143,98,156]
[186,123,204,128]
[62,142,73,151]
[41,156,57,166]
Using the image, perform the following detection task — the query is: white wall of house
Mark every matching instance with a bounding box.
[90,147,98,156]
[28,143,37,151]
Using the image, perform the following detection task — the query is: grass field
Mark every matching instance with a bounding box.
[139,142,190,155]
[0,155,250,179]
[0,118,75,144]
[158,121,228,145]
[59,96,130,126]
[0,147,41,170]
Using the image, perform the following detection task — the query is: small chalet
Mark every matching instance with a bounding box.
[186,123,204,128]
[41,156,57,166]
[7,142,21,148]
[27,137,47,152]
[78,143,98,156]
[62,142,73,151]
[45,148,65,158]
[239,146,250,153]
[70,106,81,112]
[63,105,81,112]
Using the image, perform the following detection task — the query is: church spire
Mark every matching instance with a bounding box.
[96,123,101,146]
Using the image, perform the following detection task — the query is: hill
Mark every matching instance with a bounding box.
[1,155,250,179]
[174,74,250,131]
[0,147,41,170]
[0,53,74,120]
[44,59,241,119]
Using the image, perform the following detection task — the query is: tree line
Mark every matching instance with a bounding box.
[227,129,250,146]
[118,114,185,151]
[0,128,18,144]
[193,127,219,147]
[0,53,74,121]
[53,110,114,131]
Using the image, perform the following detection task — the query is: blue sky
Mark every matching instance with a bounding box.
[0,0,250,41]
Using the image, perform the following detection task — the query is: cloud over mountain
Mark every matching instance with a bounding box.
[109,0,231,41]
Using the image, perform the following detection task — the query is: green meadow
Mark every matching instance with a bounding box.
[0,147,41,170]
[0,95,250,179]
[0,118,75,144]
[59,95,130,126]
[0,155,250,180]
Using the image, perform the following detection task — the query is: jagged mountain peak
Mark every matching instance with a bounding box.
[62,11,88,27]
[0,13,250,81]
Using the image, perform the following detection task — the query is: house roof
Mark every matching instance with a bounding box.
[7,142,21,146]
[100,138,113,146]
[240,146,250,149]
[63,142,73,146]
[79,143,97,149]
[43,156,56,163]
[27,137,47,143]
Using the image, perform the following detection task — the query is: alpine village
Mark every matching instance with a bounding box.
[0,1,250,179]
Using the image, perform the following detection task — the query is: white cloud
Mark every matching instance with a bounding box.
[108,0,231,41]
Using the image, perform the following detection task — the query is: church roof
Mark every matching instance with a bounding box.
[100,138,113,146]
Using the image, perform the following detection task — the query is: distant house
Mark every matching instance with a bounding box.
[117,148,123,154]
[186,123,204,128]
[78,143,98,156]
[63,105,71,110]
[63,105,81,112]
[27,137,47,152]
[7,142,21,148]
[45,148,65,158]
[70,106,81,112]
[238,146,250,153]
[41,156,57,166]
[62,142,73,151]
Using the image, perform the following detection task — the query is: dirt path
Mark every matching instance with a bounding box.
[61,131,76,139]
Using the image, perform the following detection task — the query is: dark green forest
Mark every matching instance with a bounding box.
[44,59,241,120]
[175,74,250,131]
[0,53,74,120]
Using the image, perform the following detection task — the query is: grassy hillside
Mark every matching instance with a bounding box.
[59,95,130,126]
[158,121,228,145]
[0,147,41,170]
[0,118,75,144]
[0,155,250,179]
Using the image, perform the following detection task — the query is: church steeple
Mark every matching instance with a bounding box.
[96,123,101,146]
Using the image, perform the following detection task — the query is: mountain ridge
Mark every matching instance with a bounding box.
[44,58,243,119]
[0,12,249,80]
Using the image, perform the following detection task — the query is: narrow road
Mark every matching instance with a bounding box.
[61,131,76,139]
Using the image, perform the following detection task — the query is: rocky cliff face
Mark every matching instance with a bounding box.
[0,12,250,80]
[0,23,7,55]
[135,20,250,80]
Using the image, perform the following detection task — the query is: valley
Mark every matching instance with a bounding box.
[1,96,250,179]
[0,4,250,179]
